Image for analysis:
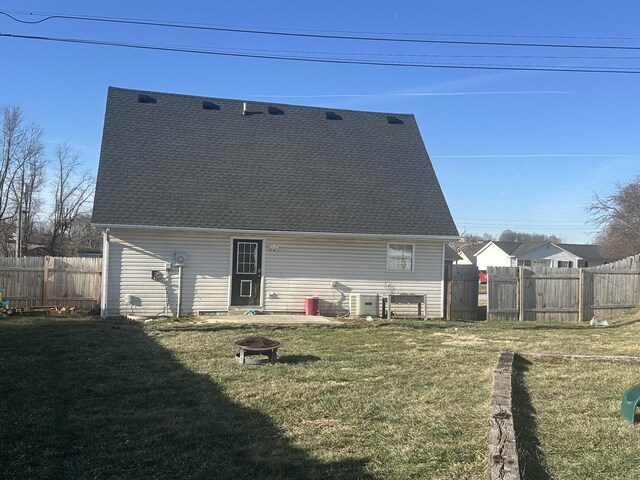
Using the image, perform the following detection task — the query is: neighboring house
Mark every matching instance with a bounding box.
[474,241,521,270]
[24,246,56,257]
[91,87,459,318]
[444,245,462,266]
[454,242,487,266]
[475,241,609,270]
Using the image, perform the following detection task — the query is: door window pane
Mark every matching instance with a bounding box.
[236,242,258,274]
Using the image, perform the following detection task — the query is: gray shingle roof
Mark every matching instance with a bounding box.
[461,242,487,259]
[510,242,548,257]
[556,243,607,261]
[444,244,462,261]
[489,241,522,255]
[92,87,458,237]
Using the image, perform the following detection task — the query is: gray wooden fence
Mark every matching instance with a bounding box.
[0,256,102,310]
[487,254,640,321]
[445,264,479,320]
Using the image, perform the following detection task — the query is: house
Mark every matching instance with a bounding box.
[454,242,487,265]
[24,246,56,257]
[91,87,458,318]
[475,241,609,270]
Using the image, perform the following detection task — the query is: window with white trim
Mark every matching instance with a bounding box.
[387,243,414,271]
[557,260,573,268]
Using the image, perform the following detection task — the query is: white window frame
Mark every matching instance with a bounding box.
[386,243,415,272]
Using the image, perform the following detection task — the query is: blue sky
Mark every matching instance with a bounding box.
[1,1,639,242]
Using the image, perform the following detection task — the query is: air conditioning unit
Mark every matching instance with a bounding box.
[349,293,379,317]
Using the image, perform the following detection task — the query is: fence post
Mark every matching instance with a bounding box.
[42,256,49,306]
[518,267,525,322]
[578,268,585,321]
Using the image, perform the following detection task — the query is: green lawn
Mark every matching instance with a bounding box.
[1,312,639,479]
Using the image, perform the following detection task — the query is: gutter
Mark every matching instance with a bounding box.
[91,223,460,242]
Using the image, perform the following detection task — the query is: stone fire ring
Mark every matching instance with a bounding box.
[230,337,284,365]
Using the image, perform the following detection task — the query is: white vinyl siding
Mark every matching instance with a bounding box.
[107,230,230,316]
[105,230,445,318]
[262,237,443,317]
[476,243,512,270]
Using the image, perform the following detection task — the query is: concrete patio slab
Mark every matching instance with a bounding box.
[197,314,344,326]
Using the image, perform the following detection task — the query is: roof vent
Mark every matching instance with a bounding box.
[241,102,263,116]
[268,106,284,115]
[138,94,157,104]
[386,116,403,125]
[202,101,220,110]
[326,112,342,120]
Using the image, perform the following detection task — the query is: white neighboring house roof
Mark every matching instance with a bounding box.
[475,240,609,262]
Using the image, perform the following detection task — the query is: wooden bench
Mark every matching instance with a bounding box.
[621,384,640,423]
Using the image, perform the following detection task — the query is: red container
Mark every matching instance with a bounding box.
[304,297,319,316]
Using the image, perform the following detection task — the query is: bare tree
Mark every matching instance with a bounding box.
[498,229,563,243]
[589,174,640,258]
[1,105,46,255]
[11,121,46,254]
[67,212,102,253]
[449,231,494,253]
[49,143,94,255]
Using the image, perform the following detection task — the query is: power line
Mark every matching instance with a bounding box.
[7,10,640,42]
[3,32,640,74]
[3,10,640,51]
[90,43,640,61]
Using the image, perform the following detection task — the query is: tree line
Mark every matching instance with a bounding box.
[1,104,98,257]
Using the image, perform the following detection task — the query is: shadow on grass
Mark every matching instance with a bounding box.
[0,319,379,480]
[511,356,552,480]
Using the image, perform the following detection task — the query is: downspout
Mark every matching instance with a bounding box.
[177,264,182,317]
[440,242,446,319]
[100,228,110,319]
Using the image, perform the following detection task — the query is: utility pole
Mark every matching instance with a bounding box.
[16,173,24,258]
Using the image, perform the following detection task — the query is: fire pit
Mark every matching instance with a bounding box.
[230,336,284,364]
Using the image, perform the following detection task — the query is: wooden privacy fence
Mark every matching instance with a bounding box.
[487,254,640,321]
[445,264,479,320]
[0,256,101,310]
